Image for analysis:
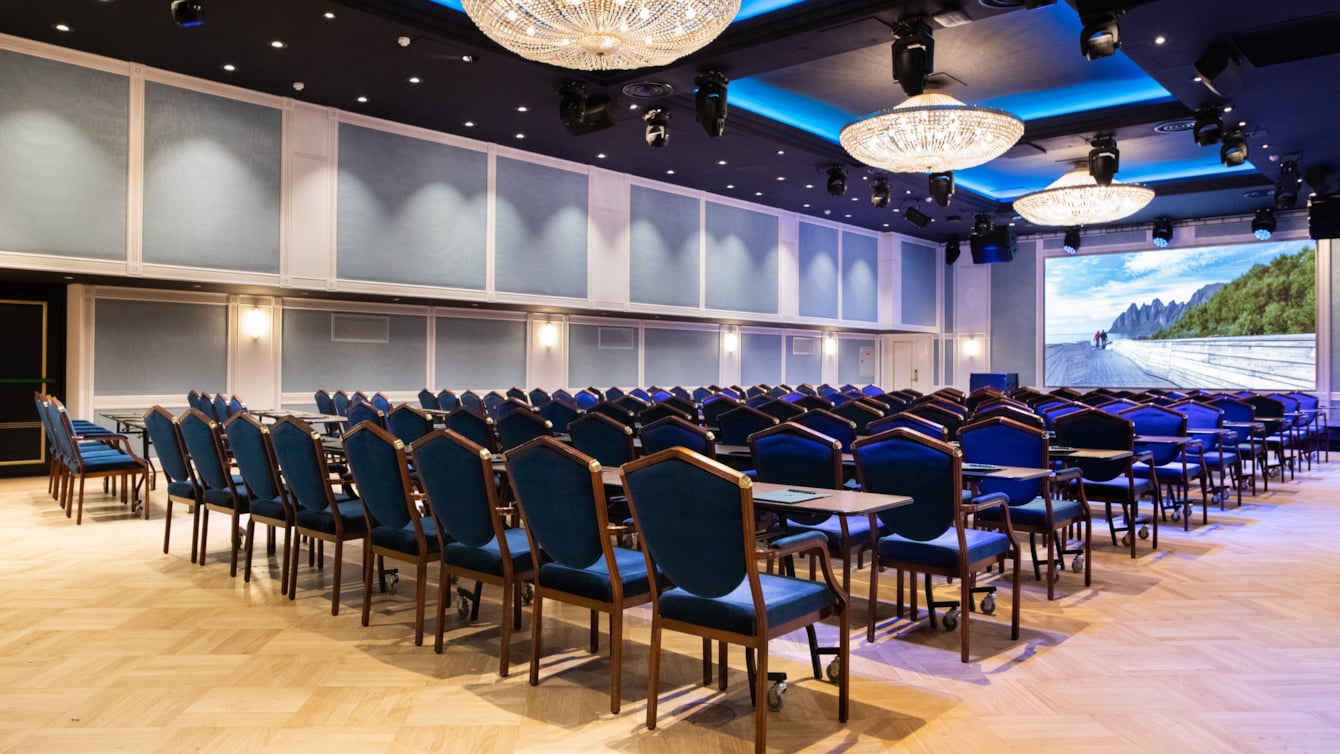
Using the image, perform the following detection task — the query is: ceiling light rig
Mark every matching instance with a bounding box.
[460,0,741,71]
[1013,160,1154,226]
[826,165,848,196]
[1275,160,1301,209]
[1192,106,1223,147]
[171,0,205,28]
[1063,226,1082,254]
[643,108,670,148]
[1152,217,1174,247]
[1252,207,1276,240]
[929,171,954,207]
[1076,0,1152,60]
[1088,135,1119,186]
[903,203,931,228]
[870,177,891,208]
[944,235,961,266]
[1220,126,1249,166]
[694,71,729,138]
[558,81,617,136]
[839,19,1024,174]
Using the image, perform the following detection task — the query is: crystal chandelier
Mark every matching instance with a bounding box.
[1013,165,1155,226]
[839,91,1025,174]
[461,0,742,71]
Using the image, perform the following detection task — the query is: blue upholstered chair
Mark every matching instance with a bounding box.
[460,390,485,413]
[1053,408,1158,558]
[1042,401,1086,429]
[1287,391,1326,464]
[700,394,741,428]
[550,389,576,407]
[604,386,626,401]
[569,412,637,467]
[830,400,883,434]
[343,423,440,645]
[621,447,849,749]
[314,389,335,415]
[44,397,148,525]
[1119,404,1208,530]
[959,417,1091,600]
[574,389,601,411]
[143,406,202,560]
[745,395,771,409]
[386,404,435,446]
[627,387,651,402]
[528,388,551,407]
[225,413,294,592]
[794,394,835,412]
[212,393,231,421]
[537,399,579,434]
[437,389,460,412]
[589,401,636,429]
[973,403,1046,429]
[483,390,508,418]
[413,430,535,674]
[669,386,693,402]
[345,401,386,431]
[444,408,497,454]
[640,416,715,457]
[790,409,857,452]
[270,417,366,613]
[1171,400,1243,508]
[854,428,1021,662]
[904,402,963,437]
[757,399,805,422]
[507,437,659,713]
[692,387,715,403]
[866,411,949,442]
[715,405,778,446]
[492,397,534,423]
[638,401,692,428]
[179,408,249,576]
[228,395,247,417]
[1209,397,1269,492]
[417,389,438,410]
[506,387,529,403]
[495,407,553,451]
[331,390,352,417]
[650,387,674,403]
[612,394,651,419]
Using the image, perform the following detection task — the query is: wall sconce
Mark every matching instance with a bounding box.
[538,321,559,349]
[824,333,838,356]
[722,328,739,354]
[961,338,982,357]
[242,307,267,340]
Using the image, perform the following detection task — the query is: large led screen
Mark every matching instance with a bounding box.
[1044,240,1315,390]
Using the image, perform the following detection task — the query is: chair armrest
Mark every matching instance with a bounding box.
[1052,467,1082,484]
[764,531,829,560]
[963,491,1010,515]
[1134,450,1154,463]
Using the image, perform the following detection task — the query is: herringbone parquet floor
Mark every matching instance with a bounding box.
[3,461,1339,752]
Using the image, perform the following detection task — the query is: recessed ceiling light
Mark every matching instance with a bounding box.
[463,120,475,127]
[803,203,811,208]
[717,160,727,165]
[845,213,852,218]
[1154,35,1166,45]
[1261,143,1270,149]
[776,176,785,181]
[776,149,785,155]
[1238,120,1247,127]
[905,189,913,194]
[596,153,607,159]
[882,223,889,227]
[1223,105,1234,113]
[356,96,368,103]
[270,40,286,48]
[754,191,763,196]
[53,23,71,32]
[292,82,304,91]
[628,104,639,110]
[516,106,528,112]
[666,169,675,175]
[726,184,735,189]
[804,184,814,189]
[323,11,335,19]
[63,275,75,280]
[408,76,421,84]
[222,63,236,72]
[515,133,525,139]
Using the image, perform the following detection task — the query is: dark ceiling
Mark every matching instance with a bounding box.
[3,0,1338,243]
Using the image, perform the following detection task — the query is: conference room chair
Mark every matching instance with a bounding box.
[828,392,857,406]
[569,412,637,468]
[1042,401,1086,429]
[551,388,576,407]
[767,386,790,399]
[386,404,435,446]
[700,393,741,428]
[492,397,534,423]
[460,390,485,413]
[178,408,248,576]
[506,437,659,713]
[640,416,715,457]
[412,430,534,674]
[744,385,766,399]
[669,386,693,402]
[973,403,1046,429]
[211,393,231,421]
[342,422,440,645]
[495,407,554,451]
[794,394,834,412]
[1245,395,1295,480]
[575,389,601,411]
[228,395,247,417]
[1077,389,1114,406]
[537,399,579,434]
[444,407,498,454]
[638,401,691,427]
[657,394,698,418]
[745,395,771,409]
[791,409,858,452]
[831,400,884,434]
[1286,391,1326,463]
[691,386,715,403]
[963,388,1004,413]
[605,386,625,401]
[332,390,352,417]
[483,390,508,417]
[506,387,529,403]
[1268,392,1308,470]
[588,401,636,429]
[187,389,203,412]
[1119,404,1209,529]
[757,399,806,422]
[1053,408,1158,558]
[612,394,651,419]
[866,412,949,442]
[716,405,779,446]
[417,388,438,410]
[437,389,460,411]
[528,388,551,407]
[793,383,816,396]
[314,389,336,415]
[621,447,849,752]
[719,386,742,400]
[370,392,393,413]
[1171,400,1243,508]
[750,422,874,594]
[345,401,386,431]
[224,413,294,593]
[627,387,651,402]
[1095,398,1143,414]
[44,397,149,525]
[143,406,202,560]
[959,417,1091,600]
[270,417,367,613]
[1209,397,1269,492]
[866,392,909,414]
[905,402,963,438]
[853,428,1021,662]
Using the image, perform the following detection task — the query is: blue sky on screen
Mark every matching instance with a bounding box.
[1043,240,1314,342]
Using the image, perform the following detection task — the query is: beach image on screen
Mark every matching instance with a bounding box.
[1044,240,1315,389]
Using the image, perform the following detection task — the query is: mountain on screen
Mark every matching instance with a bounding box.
[1107,283,1224,338]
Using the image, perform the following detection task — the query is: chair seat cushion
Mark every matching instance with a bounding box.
[539,547,656,603]
[977,496,1085,529]
[202,487,247,510]
[249,495,288,522]
[1132,461,1203,481]
[165,480,198,500]
[78,453,145,472]
[371,517,440,556]
[444,527,533,577]
[658,573,836,636]
[296,499,367,537]
[784,514,875,553]
[1082,477,1154,500]
[1200,451,1238,467]
[878,527,1011,571]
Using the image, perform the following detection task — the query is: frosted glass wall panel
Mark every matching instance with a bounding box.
[740,333,782,387]
[569,324,638,388]
[0,51,127,259]
[704,203,778,314]
[630,186,700,307]
[841,232,878,322]
[990,240,1038,385]
[797,223,839,319]
[495,157,588,298]
[900,240,937,326]
[434,317,526,389]
[142,83,280,272]
[838,339,878,385]
[786,335,822,386]
[94,300,225,395]
[281,309,426,392]
[338,124,487,288]
[644,328,718,388]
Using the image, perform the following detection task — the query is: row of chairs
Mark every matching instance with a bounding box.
[34,394,150,525]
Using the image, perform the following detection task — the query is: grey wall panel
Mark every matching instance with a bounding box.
[0,51,127,259]
[798,223,838,319]
[630,186,700,307]
[900,240,937,326]
[704,203,778,314]
[740,333,782,387]
[495,157,588,298]
[838,339,878,385]
[94,300,225,395]
[644,328,718,388]
[434,317,526,390]
[989,239,1038,386]
[841,232,879,323]
[337,124,487,288]
[142,83,281,272]
[943,258,955,333]
[281,309,426,392]
[786,335,822,385]
[569,324,638,388]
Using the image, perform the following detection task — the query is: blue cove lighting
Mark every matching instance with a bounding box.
[426,0,808,22]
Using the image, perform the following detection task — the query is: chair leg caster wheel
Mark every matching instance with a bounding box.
[942,607,960,631]
[767,681,787,711]
[826,658,841,682]
[1170,509,1180,521]
[1122,533,1133,546]
[1071,554,1085,573]
[386,574,399,595]
[618,533,637,549]
[521,583,533,605]
[456,588,472,619]
[980,594,996,615]
[1138,525,1150,540]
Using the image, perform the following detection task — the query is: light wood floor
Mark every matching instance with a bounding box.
[4,463,1340,753]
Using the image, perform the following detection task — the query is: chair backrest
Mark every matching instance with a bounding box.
[270,417,341,514]
[412,430,504,549]
[568,412,636,467]
[1042,401,1086,428]
[178,408,237,494]
[1170,400,1223,430]
[370,392,392,412]
[506,387,529,402]
[691,387,714,402]
[574,389,600,410]
[345,401,386,431]
[187,390,202,412]
[973,403,1045,429]
[605,386,626,401]
[483,391,508,416]
[628,387,651,402]
[1096,398,1142,414]
[332,390,351,416]
[700,394,741,427]
[228,395,247,416]
[551,389,576,407]
[437,389,460,411]
[213,393,230,420]
[658,395,698,417]
[507,437,612,572]
[588,401,636,428]
[853,428,958,541]
[650,388,674,403]
[459,390,484,412]
[867,411,948,442]
[905,402,962,436]
[749,423,842,526]
[528,388,551,407]
[195,392,217,421]
[496,408,554,451]
[612,394,650,417]
[831,400,883,434]
[492,397,533,422]
[342,423,416,531]
[386,404,434,446]
[757,399,806,422]
[444,408,497,453]
[639,402,692,427]
[586,387,607,402]
[224,413,282,502]
[790,409,858,452]
[417,388,438,410]
[795,394,834,412]
[716,405,779,446]
[1053,408,1134,483]
[537,399,580,434]
[641,416,715,457]
[622,448,752,599]
[746,395,771,408]
[958,417,1048,506]
[143,406,195,486]
[1119,404,1188,464]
